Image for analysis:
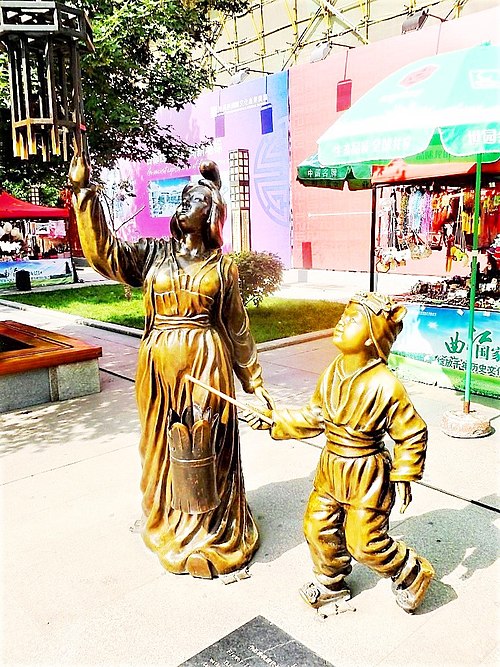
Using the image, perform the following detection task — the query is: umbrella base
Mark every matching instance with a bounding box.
[441,409,493,439]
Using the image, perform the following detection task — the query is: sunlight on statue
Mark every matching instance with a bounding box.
[69,152,274,579]
[244,292,435,614]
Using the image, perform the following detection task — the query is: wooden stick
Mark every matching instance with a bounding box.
[184,374,273,425]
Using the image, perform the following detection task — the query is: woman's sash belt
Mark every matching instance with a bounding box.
[153,314,211,330]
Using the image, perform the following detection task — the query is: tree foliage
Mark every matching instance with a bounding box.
[0,0,249,201]
[0,51,8,105]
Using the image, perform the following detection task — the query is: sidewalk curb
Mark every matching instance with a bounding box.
[0,298,333,349]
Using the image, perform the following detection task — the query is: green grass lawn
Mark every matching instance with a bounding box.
[3,285,344,344]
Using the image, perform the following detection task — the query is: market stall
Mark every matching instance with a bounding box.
[297,43,500,401]
[371,180,499,398]
[0,191,74,289]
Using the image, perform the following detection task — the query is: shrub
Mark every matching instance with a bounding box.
[231,250,284,307]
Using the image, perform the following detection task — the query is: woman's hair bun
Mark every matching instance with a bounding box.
[199,160,221,189]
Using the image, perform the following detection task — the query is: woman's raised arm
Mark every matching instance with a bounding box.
[69,153,153,287]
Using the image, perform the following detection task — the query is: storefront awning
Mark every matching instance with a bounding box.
[0,191,69,220]
[298,135,500,189]
[371,157,500,184]
[297,153,372,190]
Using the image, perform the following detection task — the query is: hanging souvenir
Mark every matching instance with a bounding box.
[408,188,423,232]
[420,190,432,235]
[408,231,432,259]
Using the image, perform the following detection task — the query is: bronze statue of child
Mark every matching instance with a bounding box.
[246,291,434,613]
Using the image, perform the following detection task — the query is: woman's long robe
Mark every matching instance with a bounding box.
[73,188,262,575]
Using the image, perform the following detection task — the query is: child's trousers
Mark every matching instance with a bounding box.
[303,447,410,587]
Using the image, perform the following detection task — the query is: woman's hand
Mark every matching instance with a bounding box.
[396,481,412,514]
[254,385,276,410]
[68,153,91,192]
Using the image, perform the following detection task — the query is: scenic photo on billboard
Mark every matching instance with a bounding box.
[148,177,191,220]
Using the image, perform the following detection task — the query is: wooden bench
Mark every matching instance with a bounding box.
[0,320,102,412]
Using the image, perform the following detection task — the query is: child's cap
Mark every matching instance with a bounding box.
[350,292,407,362]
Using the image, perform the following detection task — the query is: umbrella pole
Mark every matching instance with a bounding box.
[463,153,482,414]
[369,186,377,291]
[441,153,491,438]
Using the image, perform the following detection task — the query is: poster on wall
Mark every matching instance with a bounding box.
[34,221,67,238]
[110,72,291,266]
[389,304,500,398]
[148,177,191,219]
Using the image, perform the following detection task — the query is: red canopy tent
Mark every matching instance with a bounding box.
[0,191,69,220]
[371,158,500,185]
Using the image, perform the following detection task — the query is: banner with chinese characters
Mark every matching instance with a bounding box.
[389,303,499,398]
[0,259,73,288]
[102,72,291,266]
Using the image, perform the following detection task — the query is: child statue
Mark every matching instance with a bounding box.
[245,292,434,613]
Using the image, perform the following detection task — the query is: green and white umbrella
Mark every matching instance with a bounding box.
[314,43,500,410]
[317,43,500,165]
[297,153,372,190]
[299,132,499,188]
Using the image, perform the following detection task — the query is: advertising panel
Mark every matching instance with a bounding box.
[147,177,191,218]
[0,259,73,288]
[389,303,500,397]
[109,72,291,266]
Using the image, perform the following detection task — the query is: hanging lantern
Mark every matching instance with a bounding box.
[0,0,93,161]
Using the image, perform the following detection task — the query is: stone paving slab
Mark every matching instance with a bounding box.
[2,402,498,666]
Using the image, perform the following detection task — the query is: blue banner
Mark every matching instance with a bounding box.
[389,303,499,398]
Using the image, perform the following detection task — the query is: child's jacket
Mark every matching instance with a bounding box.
[270,356,427,483]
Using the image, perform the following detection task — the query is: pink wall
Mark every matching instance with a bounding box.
[111,73,292,265]
[289,6,500,273]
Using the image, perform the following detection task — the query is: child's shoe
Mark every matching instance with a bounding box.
[299,581,351,609]
[392,549,435,613]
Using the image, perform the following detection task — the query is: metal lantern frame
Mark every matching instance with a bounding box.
[0,0,93,161]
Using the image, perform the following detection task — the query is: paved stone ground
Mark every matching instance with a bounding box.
[0,286,499,667]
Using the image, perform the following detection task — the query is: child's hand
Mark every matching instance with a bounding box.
[240,408,272,430]
[254,385,276,410]
[396,481,412,513]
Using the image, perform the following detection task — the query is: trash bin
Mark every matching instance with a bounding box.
[15,269,31,291]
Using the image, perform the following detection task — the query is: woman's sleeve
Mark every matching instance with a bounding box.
[72,187,154,286]
[221,259,263,393]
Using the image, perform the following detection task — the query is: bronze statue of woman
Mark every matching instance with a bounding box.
[69,155,273,579]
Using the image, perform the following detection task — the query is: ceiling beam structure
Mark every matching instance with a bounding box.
[315,0,370,44]
[205,0,496,87]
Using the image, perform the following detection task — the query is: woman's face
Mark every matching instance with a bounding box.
[176,186,212,233]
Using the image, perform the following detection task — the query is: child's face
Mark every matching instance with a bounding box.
[332,302,372,354]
